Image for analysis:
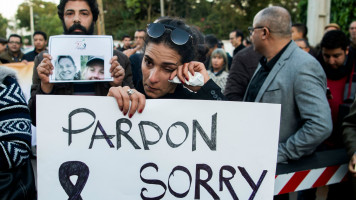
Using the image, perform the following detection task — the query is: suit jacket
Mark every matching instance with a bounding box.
[244,41,332,163]
[224,45,262,101]
[342,98,356,157]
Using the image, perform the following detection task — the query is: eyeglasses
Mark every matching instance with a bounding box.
[8,41,21,45]
[248,26,266,35]
[147,23,192,45]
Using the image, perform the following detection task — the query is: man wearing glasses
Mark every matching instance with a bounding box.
[244,6,332,165]
[0,34,24,63]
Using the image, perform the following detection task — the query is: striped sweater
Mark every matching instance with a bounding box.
[0,67,31,170]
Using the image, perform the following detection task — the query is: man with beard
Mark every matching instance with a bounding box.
[319,30,356,148]
[28,0,134,124]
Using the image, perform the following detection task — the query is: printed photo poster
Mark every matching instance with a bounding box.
[48,35,113,83]
[37,96,281,200]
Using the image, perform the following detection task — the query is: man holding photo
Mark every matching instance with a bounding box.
[29,0,134,124]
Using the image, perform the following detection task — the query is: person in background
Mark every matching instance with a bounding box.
[229,29,245,56]
[0,37,7,54]
[314,23,342,56]
[350,21,356,52]
[224,45,262,101]
[243,36,252,47]
[246,8,332,200]
[0,37,7,64]
[23,31,48,62]
[204,34,219,68]
[318,30,355,148]
[118,34,131,52]
[208,48,229,93]
[108,17,226,118]
[128,29,147,86]
[342,98,356,200]
[0,34,24,63]
[245,5,332,165]
[324,23,341,33]
[217,40,232,69]
[294,38,316,57]
[291,23,308,40]
[123,29,146,57]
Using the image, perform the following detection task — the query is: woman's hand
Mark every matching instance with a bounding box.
[37,53,54,93]
[169,61,210,92]
[107,86,146,118]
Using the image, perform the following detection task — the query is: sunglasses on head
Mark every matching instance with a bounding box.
[147,23,192,45]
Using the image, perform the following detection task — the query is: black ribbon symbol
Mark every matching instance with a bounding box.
[59,161,90,200]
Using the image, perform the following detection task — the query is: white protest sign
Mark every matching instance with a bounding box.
[37,95,280,199]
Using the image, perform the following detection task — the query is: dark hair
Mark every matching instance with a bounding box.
[144,18,198,64]
[136,29,146,33]
[204,34,219,49]
[217,41,223,48]
[191,25,208,62]
[121,34,130,40]
[232,29,244,42]
[295,38,310,48]
[321,30,349,51]
[57,0,99,23]
[33,31,47,41]
[8,34,22,44]
[292,23,308,39]
[244,37,252,45]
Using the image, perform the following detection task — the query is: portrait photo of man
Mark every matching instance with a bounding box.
[55,55,79,81]
[81,55,105,80]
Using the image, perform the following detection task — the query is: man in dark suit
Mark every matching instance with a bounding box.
[244,6,332,164]
[224,45,262,101]
[342,99,356,199]
[229,29,245,56]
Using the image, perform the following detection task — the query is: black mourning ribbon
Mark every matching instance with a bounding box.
[59,161,90,200]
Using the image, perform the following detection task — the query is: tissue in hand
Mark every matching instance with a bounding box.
[168,72,204,86]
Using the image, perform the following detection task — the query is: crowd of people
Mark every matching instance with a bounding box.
[1,0,356,199]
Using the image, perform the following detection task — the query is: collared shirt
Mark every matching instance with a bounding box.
[245,41,292,102]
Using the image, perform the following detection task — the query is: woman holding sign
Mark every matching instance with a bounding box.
[108,17,225,118]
